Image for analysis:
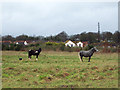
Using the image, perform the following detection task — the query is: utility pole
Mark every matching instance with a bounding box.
[98,22,100,42]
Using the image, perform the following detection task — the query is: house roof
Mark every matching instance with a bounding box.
[65,40,75,44]
[13,41,31,43]
[65,40,87,45]
[2,41,12,43]
[82,41,88,44]
[14,41,25,43]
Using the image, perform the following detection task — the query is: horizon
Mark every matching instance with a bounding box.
[1,2,118,37]
[2,30,118,38]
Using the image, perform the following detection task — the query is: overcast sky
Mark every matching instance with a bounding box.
[1,1,118,37]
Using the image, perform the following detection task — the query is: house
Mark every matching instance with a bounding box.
[14,41,29,45]
[76,41,83,48]
[24,41,28,45]
[82,41,88,47]
[2,41,12,45]
[65,40,76,47]
[65,40,87,48]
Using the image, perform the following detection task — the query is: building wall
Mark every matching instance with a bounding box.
[65,41,76,47]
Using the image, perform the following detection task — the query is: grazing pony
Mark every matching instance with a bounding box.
[28,48,42,61]
[78,47,98,62]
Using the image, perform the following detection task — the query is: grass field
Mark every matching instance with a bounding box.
[2,51,118,88]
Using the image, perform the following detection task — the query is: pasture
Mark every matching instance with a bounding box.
[2,51,118,88]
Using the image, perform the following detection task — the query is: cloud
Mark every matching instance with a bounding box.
[2,2,118,36]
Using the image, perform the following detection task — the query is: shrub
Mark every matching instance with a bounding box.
[9,44,15,50]
[84,44,94,50]
[15,45,23,51]
[30,44,35,47]
[4,45,10,50]
[35,43,40,47]
[46,42,59,46]
[46,42,53,46]
[2,44,6,50]
[64,47,74,52]
[110,48,118,53]
[60,45,65,51]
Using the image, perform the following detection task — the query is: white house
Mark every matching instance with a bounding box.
[15,41,28,45]
[65,40,76,47]
[24,41,28,45]
[76,41,83,48]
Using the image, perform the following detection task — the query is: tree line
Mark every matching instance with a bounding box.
[2,31,120,44]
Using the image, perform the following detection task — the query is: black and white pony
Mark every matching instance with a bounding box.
[28,48,42,61]
[78,47,98,62]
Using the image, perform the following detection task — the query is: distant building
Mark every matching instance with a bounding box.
[24,41,28,45]
[14,41,29,45]
[2,41,12,45]
[100,42,117,48]
[65,40,76,47]
[76,41,83,47]
[65,40,87,48]
[82,41,88,47]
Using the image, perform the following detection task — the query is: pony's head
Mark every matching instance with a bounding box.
[93,47,98,52]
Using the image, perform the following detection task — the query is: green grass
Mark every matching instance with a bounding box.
[2,51,118,88]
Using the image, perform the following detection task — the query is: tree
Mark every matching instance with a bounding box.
[101,32,113,42]
[44,35,53,41]
[16,34,29,41]
[80,32,88,42]
[2,35,15,41]
[54,31,68,41]
[112,31,120,44]
[87,32,98,43]
[69,34,80,41]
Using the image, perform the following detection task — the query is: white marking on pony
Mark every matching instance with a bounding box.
[35,51,38,53]
[36,58,38,61]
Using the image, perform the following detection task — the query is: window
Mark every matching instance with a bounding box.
[79,44,81,47]
[71,44,73,47]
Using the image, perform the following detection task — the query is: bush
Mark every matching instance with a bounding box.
[9,44,15,50]
[110,48,117,52]
[35,43,40,47]
[2,43,23,51]
[14,45,23,51]
[64,47,73,52]
[84,44,94,50]
[46,42,59,46]
[46,42,53,46]
[2,44,6,50]
[3,45,10,50]
[60,45,65,51]
[30,44,35,47]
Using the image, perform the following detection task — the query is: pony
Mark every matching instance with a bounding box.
[28,48,42,61]
[78,47,98,62]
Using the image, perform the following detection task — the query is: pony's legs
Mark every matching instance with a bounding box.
[80,56,83,62]
[88,57,91,62]
[78,52,83,62]
[28,54,31,60]
[36,55,38,61]
[29,56,31,60]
